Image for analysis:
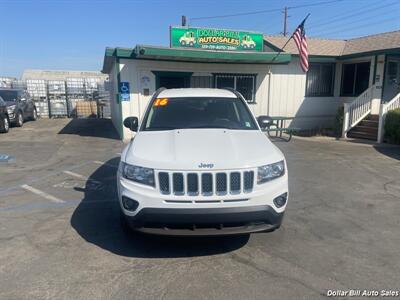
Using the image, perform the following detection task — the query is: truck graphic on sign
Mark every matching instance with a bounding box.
[241,35,256,49]
[179,31,196,46]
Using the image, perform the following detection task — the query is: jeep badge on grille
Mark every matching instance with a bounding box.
[198,163,214,168]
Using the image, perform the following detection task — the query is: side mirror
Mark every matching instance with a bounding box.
[257,115,273,130]
[123,117,139,132]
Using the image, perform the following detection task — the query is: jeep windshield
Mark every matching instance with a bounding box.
[142,97,258,131]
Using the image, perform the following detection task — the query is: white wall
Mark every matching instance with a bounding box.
[269,57,340,129]
[115,58,341,140]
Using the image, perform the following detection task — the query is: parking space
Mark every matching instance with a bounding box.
[1,119,400,299]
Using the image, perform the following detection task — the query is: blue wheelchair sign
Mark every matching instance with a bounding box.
[120,82,130,101]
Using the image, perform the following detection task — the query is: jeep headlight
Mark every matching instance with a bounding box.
[257,161,285,184]
[121,162,155,187]
[7,105,16,114]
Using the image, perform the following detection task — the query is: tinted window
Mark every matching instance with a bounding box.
[341,62,370,96]
[0,90,18,102]
[306,63,335,97]
[0,96,5,106]
[215,74,256,103]
[143,97,257,131]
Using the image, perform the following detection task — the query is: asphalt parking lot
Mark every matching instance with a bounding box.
[0,119,399,300]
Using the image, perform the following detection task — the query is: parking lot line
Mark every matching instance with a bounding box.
[62,170,88,181]
[20,184,65,203]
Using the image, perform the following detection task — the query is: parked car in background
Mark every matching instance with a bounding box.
[0,89,37,127]
[0,96,9,133]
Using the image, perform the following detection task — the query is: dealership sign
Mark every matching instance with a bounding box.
[170,27,263,52]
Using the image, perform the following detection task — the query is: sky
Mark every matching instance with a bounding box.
[1,0,399,78]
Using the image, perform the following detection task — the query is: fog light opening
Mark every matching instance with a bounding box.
[273,193,287,208]
[122,196,139,211]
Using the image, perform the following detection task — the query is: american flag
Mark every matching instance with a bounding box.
[292,19,309,72]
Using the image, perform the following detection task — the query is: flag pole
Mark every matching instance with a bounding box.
[270,13,310,63]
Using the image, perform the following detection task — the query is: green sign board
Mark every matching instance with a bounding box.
[170,26,263,52]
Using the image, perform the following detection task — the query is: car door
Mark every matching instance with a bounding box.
[18,91,30,116]
[25,92,35,115]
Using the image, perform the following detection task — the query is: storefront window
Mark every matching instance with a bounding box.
[214,74,256,103]
[341,62,370,97]
[306,63,335,97]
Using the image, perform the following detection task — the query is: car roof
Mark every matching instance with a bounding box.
[157,88,237,99]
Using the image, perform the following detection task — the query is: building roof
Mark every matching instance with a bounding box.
[342,30,400,56]
[102,45,291,73]
[264,30,400,57]
[264,35,345,56]
[158,88,237,99]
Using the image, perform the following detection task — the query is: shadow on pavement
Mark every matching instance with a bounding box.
[58,118,120,140]
[373,145,400,160]
[70,157,249,258]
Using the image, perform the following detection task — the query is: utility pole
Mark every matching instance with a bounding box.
[283,7,288,36]
[182,15,187,26]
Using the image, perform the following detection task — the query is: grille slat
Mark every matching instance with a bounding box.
[230,172,241,194]
[159,170,254,196]
[244,171,254,192]
[216,173,227,195]
[201,173,213,196]
[187,173,199,196]
[159,172,170,194]
[173,173,184,195]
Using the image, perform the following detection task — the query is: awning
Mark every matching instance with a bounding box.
[102,45,291,73]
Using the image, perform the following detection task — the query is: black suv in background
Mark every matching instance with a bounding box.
[0,96,9,133]
[0,89,37,127]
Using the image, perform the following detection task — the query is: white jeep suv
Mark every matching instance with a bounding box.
[118,88,288,236]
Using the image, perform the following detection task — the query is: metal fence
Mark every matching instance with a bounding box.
[1,77,110,119]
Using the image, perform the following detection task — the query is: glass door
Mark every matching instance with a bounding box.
[383,57,400,102]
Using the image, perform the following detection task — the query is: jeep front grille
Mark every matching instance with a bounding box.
[157,170,254,196]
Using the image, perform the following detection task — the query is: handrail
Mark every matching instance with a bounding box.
[342,85,375,138]
[377,92,400,143]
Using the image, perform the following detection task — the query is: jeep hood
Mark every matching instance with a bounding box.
[123,129,284,170]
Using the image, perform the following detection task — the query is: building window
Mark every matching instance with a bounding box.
[214,74,256,103]
[305,63,335,97]
[341,62,370,97]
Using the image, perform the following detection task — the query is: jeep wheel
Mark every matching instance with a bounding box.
[189,41,194,46]
[0,115,9,133]
[180,41,186,46]
[16,111,23,127]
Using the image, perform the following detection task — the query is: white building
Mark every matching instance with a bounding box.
[102,27,400,142]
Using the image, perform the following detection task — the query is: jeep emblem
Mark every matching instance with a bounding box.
[198,163,214,169]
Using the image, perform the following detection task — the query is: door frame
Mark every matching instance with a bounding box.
[382,55,400,102]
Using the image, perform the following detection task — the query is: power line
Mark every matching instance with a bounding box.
[308,1,399,28]
[189,0,344,21]
[311,7,400,35]
[312,16,400,37]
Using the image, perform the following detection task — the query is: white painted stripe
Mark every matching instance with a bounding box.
[63,170,88,180]
[115,152,122,156]
[21,184,65,203]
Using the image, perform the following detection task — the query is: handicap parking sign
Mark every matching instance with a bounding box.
[119,82,130,101]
